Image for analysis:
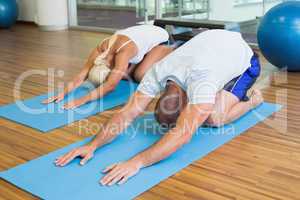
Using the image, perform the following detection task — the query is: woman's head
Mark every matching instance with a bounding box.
[87,56,111,86]
[154,81,188,128]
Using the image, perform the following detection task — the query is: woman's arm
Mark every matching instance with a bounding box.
[63,50,133,109]
[43,47,100,104]
[43,38,110,104]
[65,39,111,92]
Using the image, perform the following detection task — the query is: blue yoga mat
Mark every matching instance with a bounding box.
[0,80,138,132]
[0,103,281,200]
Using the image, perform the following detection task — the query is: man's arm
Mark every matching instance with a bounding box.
[132,103,213,166]
[100,103,213,185]
[88,91,152,149]
[55,91,153,166]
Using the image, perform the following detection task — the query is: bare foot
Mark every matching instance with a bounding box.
[249,89,264,108]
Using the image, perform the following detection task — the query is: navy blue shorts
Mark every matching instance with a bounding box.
[224,53,261,101]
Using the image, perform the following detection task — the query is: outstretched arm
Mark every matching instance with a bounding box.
[72,38,110,84]
[100,103,213,186]
[55,91,153,166]
[89,91,152,149]
[131,103,213,166]
[43,47,102,104]
[62,50,132,109]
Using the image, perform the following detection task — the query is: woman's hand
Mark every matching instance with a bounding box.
[55,145,96,167]
[43,76,84,105]
[62,97,88,110]
[42,92,65,104]
[100,159,142,186]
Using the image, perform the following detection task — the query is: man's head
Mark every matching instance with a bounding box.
[154,81,188,128]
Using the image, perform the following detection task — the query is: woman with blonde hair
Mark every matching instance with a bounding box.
[43,25,173,109]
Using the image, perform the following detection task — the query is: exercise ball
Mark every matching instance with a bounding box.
[257,1,300,72]
[0,0,18,28]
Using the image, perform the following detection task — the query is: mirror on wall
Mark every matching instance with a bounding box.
[74,0,140,29]
[68,0,286,45]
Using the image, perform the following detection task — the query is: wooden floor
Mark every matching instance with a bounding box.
[0,24,299,200]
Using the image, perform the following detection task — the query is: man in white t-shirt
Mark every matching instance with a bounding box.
[145,30,263,127]
[55,30,263,186]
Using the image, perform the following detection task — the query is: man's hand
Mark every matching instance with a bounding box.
[100,159,142,186]
[62,97,88,110]
[43,92,65,104]
[55,145,96,167]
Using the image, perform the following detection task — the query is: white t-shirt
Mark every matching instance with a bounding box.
[116,25,169,64]
[137,30,253,104]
